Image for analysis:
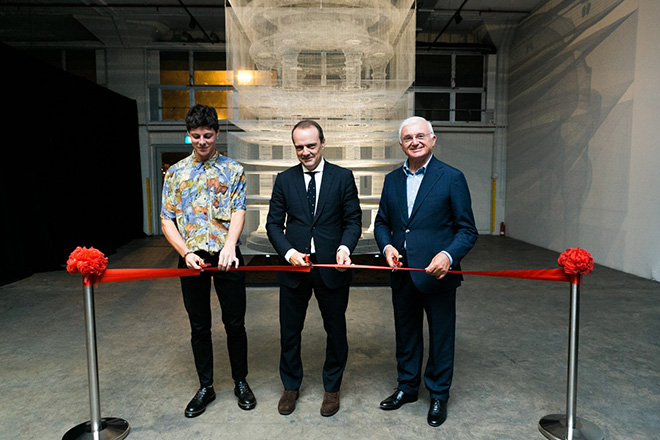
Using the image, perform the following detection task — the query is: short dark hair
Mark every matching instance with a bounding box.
[292,119,325,143]
[185,105,219,132]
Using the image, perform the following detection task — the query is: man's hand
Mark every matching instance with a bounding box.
[384,246,403,269]
[288,251,311,266]
[335,248,352,272]
[425,252,450,279]
[218,246,239,272]
[184,252,205,270]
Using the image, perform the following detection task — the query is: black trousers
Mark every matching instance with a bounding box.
[392,269,456,401]
[279,263,350,393]
[179,248,247,388]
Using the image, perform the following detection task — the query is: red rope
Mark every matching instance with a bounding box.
[89,263,577,285]
[292,264,574,283]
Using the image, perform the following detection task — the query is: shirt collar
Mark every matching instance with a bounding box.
[303,157,325,174]
[192,150,219,168]
[403,155,432,176]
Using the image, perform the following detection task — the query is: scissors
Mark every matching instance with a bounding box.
[392,254,403,271]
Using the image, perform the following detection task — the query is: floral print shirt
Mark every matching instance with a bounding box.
[161,151,246,254]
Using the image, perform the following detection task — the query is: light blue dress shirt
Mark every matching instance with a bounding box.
[401,156,453,266]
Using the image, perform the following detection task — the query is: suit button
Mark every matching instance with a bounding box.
[405,229,410,233]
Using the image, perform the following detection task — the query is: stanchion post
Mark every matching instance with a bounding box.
[538,275,604,440]
[62,283,130,440]
[84,284,102,433]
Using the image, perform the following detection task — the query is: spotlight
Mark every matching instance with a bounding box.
[236,70,254,85]
[454,12,463,24]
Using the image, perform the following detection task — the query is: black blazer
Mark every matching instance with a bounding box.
[266,161,362,289]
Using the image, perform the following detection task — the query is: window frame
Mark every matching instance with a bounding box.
[414,52,489,124]
[150,50,234,122]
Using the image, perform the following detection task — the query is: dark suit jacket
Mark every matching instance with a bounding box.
[374,155,478,294]
[266,161,362,290]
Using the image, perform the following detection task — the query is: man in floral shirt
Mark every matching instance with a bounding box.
[161,104,256,418]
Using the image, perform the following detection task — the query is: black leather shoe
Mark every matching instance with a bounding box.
[379,389,418,410]
[234,380,257,410]
[185,386,216,418]
[427,399,448,427]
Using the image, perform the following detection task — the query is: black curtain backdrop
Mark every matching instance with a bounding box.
[0,43,144,285]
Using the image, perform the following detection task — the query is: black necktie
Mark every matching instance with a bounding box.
[306,171,317,217]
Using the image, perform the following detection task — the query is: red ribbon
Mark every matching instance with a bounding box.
[89,263,577,285]
[94,265,310,285]
[71,245,588,286]
[301,264,575,284]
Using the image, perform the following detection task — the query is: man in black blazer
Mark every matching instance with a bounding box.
[374,116,478,427]
[266,119,362,417]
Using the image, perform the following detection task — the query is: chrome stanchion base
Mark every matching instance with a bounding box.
[63,417,130,440]
[539,414,604,440]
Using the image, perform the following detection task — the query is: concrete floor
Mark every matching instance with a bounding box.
[1,236,658,440]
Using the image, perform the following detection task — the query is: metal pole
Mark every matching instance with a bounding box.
[566,280,579,438]
[84,284,102,434]
[539,275,603,440]
[63,283,130,440]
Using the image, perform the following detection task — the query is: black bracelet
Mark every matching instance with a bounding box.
[183,251,195,258]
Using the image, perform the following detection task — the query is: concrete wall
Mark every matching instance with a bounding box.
[506,0,660,280]
[626,0,660,280]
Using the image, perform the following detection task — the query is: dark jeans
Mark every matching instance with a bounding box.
[279,263,350,393]
[179,248,247,388]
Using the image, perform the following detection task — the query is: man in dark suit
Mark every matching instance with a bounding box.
[266,119,362,417]
[374,116,478,427]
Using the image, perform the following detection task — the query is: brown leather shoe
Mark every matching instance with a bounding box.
[320,391,340,417]
[278,389,299,415]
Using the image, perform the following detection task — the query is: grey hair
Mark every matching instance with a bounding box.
[398,116,434,142]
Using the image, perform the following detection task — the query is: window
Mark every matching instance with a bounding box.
[193,52,231,86]
[415,54,451,87]
[415,53,487,124]
[455,93,483,122]
[415,92,450,122]
[153,51,233,121]
[455,55,484,88]
[160,52,189,85]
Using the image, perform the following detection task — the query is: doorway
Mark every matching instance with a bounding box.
[151,145,191,235]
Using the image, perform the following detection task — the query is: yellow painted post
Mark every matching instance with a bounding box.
[146,177,152,235]
[491,178,497,234]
